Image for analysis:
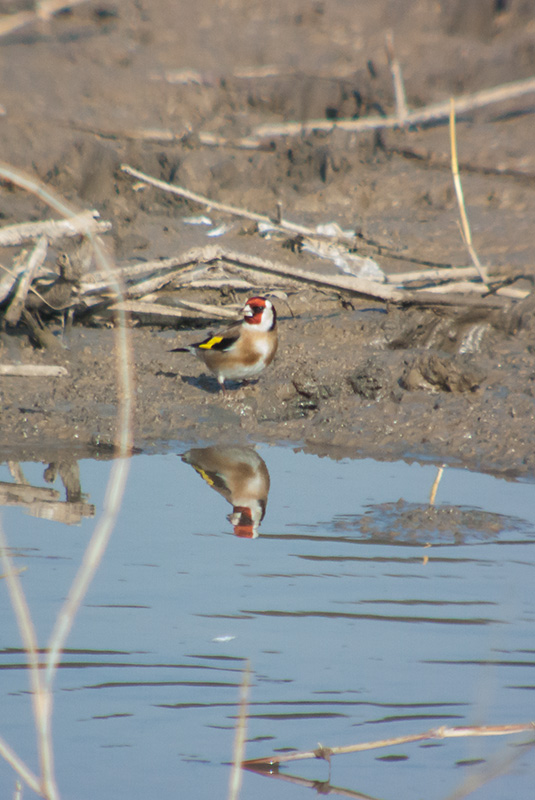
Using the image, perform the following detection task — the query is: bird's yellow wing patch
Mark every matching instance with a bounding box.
[199,336,224,350]
[193,466,215,486]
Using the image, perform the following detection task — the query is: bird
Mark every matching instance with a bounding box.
[182,445,270,538]
[171,296,278,392]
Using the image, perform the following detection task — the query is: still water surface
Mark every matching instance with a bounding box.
[0,445,534,800]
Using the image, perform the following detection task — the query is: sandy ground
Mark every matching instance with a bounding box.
[1,0,535,477]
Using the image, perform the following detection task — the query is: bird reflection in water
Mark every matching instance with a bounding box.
[181,446,270,538]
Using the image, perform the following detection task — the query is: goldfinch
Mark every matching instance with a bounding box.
[182,446,270,538]
[172,296,277,392]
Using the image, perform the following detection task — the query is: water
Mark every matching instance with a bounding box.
[0,445,534,800]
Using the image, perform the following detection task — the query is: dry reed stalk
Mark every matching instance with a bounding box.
[228,661,251,800]
[0,734,41,796]
[0,525,59,799]
[449,101,487,283]
[244,722,535,767]
[443,740,535,800]
[0,163,134,798]
[0,211,111,247]
[252,76,535,139]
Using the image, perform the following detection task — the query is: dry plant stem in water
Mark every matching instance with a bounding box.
[244,722,535,766]
[228,661,251,800]
[0,162,134,799]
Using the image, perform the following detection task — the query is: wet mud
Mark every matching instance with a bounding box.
[1,0,534,477]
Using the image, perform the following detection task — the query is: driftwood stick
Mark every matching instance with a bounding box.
[0,364,68,377]
[252,75,535,138]
[245,722,535,767]
[4,236,48,324]
[0,211,111,247]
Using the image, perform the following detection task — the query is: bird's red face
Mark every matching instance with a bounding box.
[243,296,268,325]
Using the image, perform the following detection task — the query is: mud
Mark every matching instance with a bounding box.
[1,0,535,477]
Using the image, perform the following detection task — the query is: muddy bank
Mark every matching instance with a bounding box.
[0,0,534,476]
[1,288,535,478]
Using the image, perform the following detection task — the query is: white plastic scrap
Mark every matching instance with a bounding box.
[301,239,385,283]
[315,222,355,239]
[182,215,213,225]
[206,223,234,238]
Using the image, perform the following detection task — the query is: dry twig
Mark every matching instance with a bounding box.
[0,210,111,247]
[245,722,535,767]
[251,75,535,139]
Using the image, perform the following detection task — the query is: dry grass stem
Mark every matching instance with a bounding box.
[228,661,251,800]
[245,722,535,766]
[0,163,134,798]
[0,735,41,796]
[252,75,535,138]
[443,738,535,800]
[449,101,487,283]
[0,524,59,799]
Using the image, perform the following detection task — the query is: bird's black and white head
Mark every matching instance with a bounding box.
[242,296,276,333]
